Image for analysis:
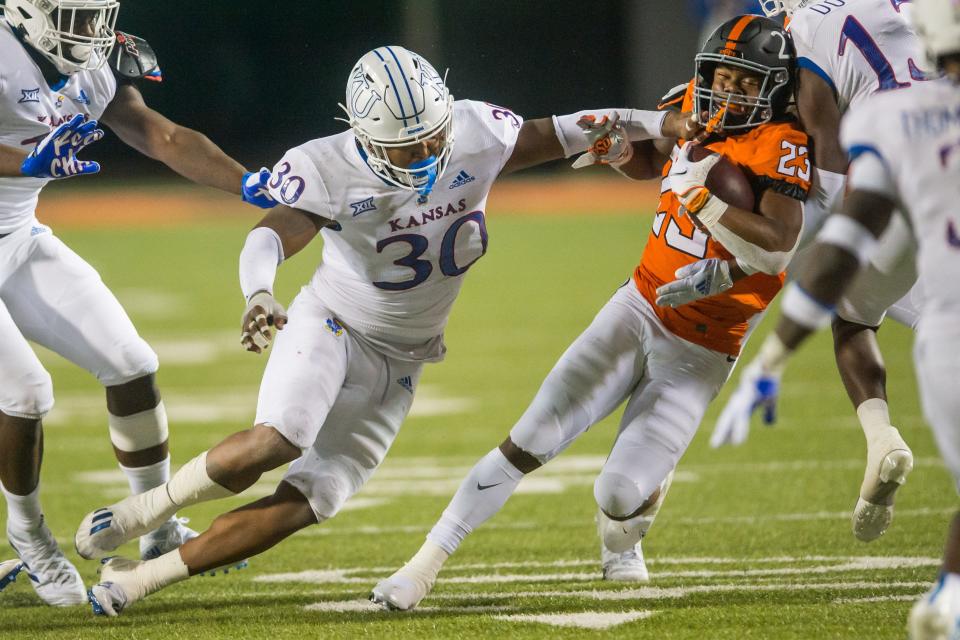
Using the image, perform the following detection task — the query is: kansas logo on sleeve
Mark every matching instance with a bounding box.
[18,88,40,104]
[325,318,345,336]
[349,196,377,217]
[448,170,475,189]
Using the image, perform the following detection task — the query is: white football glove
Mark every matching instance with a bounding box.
[710,358,781,448]
[655,258,733,307]
[571,112,634,169]
[668,141,721,214]
[240,291,287,354]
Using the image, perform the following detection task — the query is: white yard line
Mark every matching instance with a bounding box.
[494,610,655,630]
[254,556,939,585]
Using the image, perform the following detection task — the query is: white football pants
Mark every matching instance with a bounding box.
[509,283,734,515]
[255,288,423,521]
[914,314,960,492]
[0,221,158,419]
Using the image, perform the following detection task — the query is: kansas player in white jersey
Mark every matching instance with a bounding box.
[675,0,932,543]
[754,2,960,636]
[72,45,693,616]
[0,0,275,606]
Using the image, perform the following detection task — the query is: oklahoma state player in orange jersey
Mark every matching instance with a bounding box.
[634,71,810,356]
[370,15,808,611]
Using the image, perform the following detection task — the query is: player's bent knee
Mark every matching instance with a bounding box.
[250,423,302,465]
[98,338,159,387]
[1,368,54,419]
[594,471,645,520]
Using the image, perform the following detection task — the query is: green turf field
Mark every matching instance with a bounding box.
[0,204,950,639]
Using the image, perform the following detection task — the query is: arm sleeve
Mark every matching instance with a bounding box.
[266,147,335,219]
[790,17,838,97]
[462,100,524,172]
[840,106,898,199]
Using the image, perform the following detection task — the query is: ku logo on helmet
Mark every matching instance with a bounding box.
[349,67,383,119]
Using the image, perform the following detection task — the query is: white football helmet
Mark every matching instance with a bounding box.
[911,0,960,69]
[758,0,810,17]
[340,46,454,198]
[5,0,119,74]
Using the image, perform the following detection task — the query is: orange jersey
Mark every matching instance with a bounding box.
[634,91,811,356]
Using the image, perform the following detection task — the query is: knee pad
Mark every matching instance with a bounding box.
[99,338,159,386]
[1,368,54,419]
[594,471,644,519]
[108,401,169,452]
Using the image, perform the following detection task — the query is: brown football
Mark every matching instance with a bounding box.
[688,144,755,213]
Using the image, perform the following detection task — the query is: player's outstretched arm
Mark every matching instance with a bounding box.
[796,69,846,174]
[101,85,254,198]
[238,205,331,353]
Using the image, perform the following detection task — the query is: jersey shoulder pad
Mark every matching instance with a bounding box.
[109,32,162,83]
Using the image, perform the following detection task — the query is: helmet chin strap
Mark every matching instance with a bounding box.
[409,156,439,198]
[69,44,93,62]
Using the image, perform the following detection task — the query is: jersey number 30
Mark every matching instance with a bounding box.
[373,212,489,290]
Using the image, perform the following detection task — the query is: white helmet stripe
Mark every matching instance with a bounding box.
[373,48,413,126]
[386,46,422,124]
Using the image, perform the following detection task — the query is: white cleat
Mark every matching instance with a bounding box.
[8,521,87,606]
[370,573,432,611]
[76,496,168,560]
[0,559,24,592]
[601,541,650,582]
[853,427,913,542]
[140,518,198,561]
[598,471,674,554]
[908,573,960,640]
[370,541,448,611]
[88,581,128,617]
[88,556,148,617]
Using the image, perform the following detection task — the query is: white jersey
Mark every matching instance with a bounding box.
[841,79,960,318]
[267,99,522,354]
[789,0,926,114]
[0,21,116,233]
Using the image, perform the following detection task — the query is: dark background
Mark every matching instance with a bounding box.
[6,1,765,176]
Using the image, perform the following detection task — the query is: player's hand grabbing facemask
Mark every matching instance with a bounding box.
[241,291,288,354]
[668,142,721,215]
[655,257,734,307]
[241,168,278,209]
[571,111,634,169]
[21,113,104,179]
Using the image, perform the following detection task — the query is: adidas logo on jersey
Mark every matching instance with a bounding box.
[396,376,414,394]
[448,170,475,189]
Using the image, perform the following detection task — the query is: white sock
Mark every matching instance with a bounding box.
[399,540,449,580]
[165,452,235,507]
[857,398,894,441]
[119,549,190,603]
[119,456,170,495]
[0,483,43,535]
[427,448,524,555]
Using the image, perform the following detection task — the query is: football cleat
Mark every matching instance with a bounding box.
[370,573,432,612]
[908,573,960,640]
[598,471,674,554]
[601,543,650,582]
[76,495,168,560]
[0,559,24,592]
[853,427,913,542]
[140,518,198,561]
[370,541,448,611]
[88,581,128,617]
[598,511,650,582]
[89,556,149,617]
[8,521,87,606]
